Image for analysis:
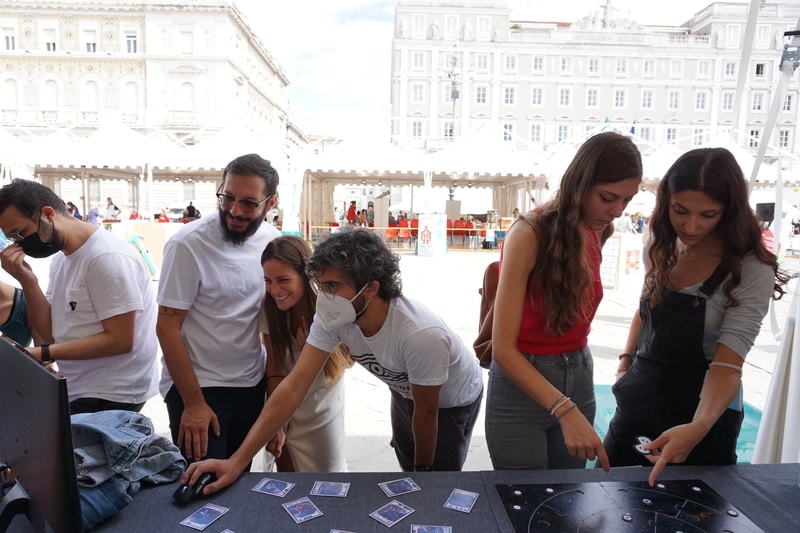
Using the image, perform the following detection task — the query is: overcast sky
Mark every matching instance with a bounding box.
[236,1,797,140]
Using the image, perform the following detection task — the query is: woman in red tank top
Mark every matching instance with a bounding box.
[486,132,642,471]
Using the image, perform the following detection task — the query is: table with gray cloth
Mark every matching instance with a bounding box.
[80,463,800,531]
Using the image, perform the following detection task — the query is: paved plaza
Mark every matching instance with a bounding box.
[4,239,796,472]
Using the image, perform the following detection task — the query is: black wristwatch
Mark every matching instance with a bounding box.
[414,464,434,472]
[40,344,52,364]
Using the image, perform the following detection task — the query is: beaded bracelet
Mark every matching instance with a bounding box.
[709,361,743,374]
[548,394,566,414]
[550,396,571,416]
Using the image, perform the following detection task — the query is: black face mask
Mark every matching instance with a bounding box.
[20,229,64,258]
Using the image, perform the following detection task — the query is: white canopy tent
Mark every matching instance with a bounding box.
[300,127,548,239]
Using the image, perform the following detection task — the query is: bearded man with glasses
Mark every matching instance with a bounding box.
[0,179,159,415]
[157,153,281,465]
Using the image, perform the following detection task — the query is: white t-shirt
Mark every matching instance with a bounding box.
[47,228,158,403]
[307,296,482,408]
[158,213,281,396]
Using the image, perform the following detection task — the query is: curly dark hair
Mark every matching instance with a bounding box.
[307,228,402,300]
[532,131,642,336]
[645,147,788,306]
[0,179,68,218]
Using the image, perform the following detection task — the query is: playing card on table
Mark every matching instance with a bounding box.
[179,503,228,530]
[311,480,351,497]
[251,477,295,497]
[378,476,421,497]
[443,488,479,513]
[282,496,323,524]
[410,526,453,533]
[369,500,414,527]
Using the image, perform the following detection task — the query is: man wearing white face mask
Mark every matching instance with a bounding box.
[181,229,484,495]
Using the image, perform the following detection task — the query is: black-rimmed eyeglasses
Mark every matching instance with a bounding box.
[215,185,272,213]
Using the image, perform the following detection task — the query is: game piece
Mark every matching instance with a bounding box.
[633,435,653,456]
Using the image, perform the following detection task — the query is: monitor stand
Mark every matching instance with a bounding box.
[0,482,31,531]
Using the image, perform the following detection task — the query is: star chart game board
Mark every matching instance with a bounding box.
[495,479,763,532]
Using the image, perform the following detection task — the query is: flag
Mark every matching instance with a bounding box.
[601,117,610,132]
[630,119,636,135]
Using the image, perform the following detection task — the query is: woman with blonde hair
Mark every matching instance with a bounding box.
[259,235,352,472]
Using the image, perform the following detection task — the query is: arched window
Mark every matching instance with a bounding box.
[1,79,19,108]
[42,79,59,109]
[81,80,100,110]
[176,82,195,112]
[121,81,139,112]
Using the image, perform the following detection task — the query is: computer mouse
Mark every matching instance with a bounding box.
[172,472,216,505]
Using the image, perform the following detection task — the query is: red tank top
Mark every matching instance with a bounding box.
[507,226,603,355]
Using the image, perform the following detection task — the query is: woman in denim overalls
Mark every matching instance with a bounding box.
[604,148,788,485]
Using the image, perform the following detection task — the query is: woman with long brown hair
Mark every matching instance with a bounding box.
[259,235,352,472]
[605,147,788,484]
[487,131,642,471]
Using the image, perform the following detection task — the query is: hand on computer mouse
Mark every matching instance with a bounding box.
[172,472,216,505]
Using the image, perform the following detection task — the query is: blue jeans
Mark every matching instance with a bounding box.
[486,348,596,470]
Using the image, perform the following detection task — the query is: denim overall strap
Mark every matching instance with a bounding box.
[605,264,741,467]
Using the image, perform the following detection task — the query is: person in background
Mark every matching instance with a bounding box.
[105,197,121,221]
[357,209,368,227]
[487,131,642,471]
[182,229,484,494]
[157,209,170,223]
[0,278,36,347]
[156,153,281,464]
[258,235,351,472]
[86,204,102,226]
[0,179,159,414]
[605,147,788,485]
[184,201,198,220]
[346,201,357,225]
[388,212,397,226]
[66,201,82,221]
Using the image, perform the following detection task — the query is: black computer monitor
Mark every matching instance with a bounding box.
[0,338,82,533]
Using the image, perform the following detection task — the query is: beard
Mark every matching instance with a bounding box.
[218,206,266,245]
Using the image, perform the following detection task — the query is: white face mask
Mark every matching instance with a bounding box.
[315,283,370,331]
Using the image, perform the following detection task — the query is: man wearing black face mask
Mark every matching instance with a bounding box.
[0,179,159,414]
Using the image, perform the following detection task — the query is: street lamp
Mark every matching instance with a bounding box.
[443,44,463,140]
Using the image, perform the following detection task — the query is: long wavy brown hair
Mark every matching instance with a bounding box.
[645,147,788,306]
[261,235,352,382]
[531,131,642,335]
